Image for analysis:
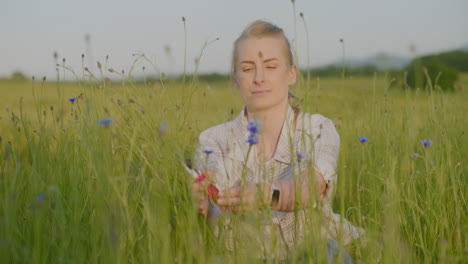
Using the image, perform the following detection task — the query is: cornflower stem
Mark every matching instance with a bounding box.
[182,17,187,85]
[241,144,253,185]
[234,143,254,214]
[341,39,346,83]
[191,37,219,87]
[300,13,311,89]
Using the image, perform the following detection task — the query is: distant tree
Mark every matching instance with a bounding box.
[405,59,458,92]
[11,71,28,81]
[420,51,468,72]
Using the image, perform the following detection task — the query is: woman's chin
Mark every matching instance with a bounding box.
[246,100,285,113]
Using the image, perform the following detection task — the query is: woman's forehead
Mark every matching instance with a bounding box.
[236,36,288,61]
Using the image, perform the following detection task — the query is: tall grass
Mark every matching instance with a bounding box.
[0,72,466,263]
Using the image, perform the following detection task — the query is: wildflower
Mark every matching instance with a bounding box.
[139,106,145,113]
[247,119,260,135]
[195,174,206,182]
[297,152,305,161]
[36,192,46,203]
[68,97,77,103]
[203,149,213,155]
[98,117,114,126]
[358,136,368,143]
[207,184,219,202]
[410,153,420,159]
[247,134,259,145]
[420,139,433,147]
[159,122,168,134]
[97,61,102,69]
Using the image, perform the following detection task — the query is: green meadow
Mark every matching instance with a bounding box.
[0,72,467,263]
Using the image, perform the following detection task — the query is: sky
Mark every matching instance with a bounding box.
[1,0,467,80]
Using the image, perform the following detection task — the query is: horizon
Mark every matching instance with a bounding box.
[2,0,467,80]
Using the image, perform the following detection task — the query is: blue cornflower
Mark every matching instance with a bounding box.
[98,117,114,126]
[247,119,260,135]
[68,97,77,103]
[247,134,259,145]
[297,152,305,161]
[420,139,433,147]
[159,122,168,134]
[203,149,213,155]
[359,136,368,143]
[410,153,420,159]
[246,119,261,145]
[36,192,46,202]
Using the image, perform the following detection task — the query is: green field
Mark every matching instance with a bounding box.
[0,73,467,263]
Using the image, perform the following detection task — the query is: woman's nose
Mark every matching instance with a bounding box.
[253,67,264,85]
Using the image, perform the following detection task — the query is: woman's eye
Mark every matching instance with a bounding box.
[242,68,253,72]
[266,66,277,70]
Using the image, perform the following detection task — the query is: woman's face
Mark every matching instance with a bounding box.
[234,36,297,113]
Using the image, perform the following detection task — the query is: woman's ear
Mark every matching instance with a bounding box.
[288,64,297,85]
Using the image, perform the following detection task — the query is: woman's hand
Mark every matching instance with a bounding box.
[192,180,209,216]
[191,170,216,217]
[215,171,326,214]
[217,182,271,215]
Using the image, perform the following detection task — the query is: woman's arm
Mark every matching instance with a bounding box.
[217,115,339,213]
[192,131,224,221]
[269,170,326,211]
[217,169,326,213]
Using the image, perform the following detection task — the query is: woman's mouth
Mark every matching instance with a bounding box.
[252,90,270,96]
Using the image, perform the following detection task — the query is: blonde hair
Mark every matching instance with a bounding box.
[231,20,294,76]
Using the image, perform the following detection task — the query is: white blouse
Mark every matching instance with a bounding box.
[195,105,365,257]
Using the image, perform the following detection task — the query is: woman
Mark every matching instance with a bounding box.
[192,20,364,262]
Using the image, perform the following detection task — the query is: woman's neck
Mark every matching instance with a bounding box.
[246,102,288,162]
